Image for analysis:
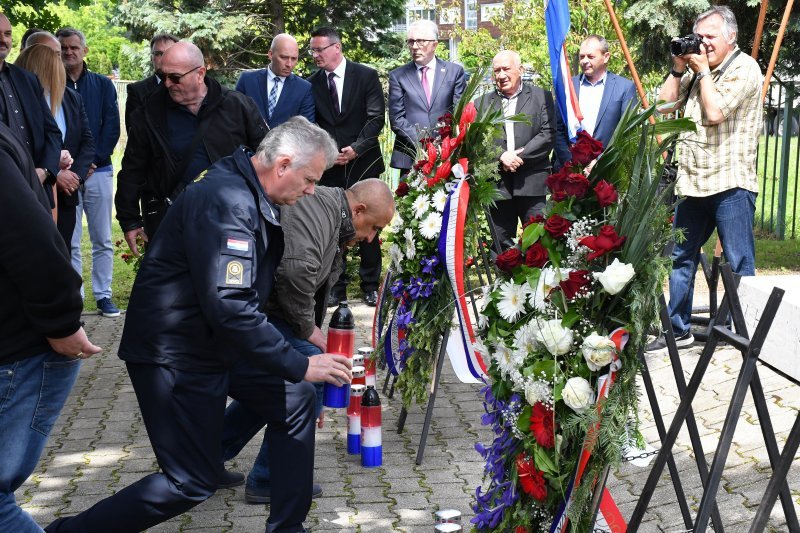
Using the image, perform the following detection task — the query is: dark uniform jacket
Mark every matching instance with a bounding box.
[125,74,158,130]
[115,76,268,233]
[66,62,120,168]
[0,124,83,365]
[263,186,352,340]
[58,87,95,208]
[118,147,309,381]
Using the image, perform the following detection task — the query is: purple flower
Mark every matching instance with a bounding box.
[419,280,436,298]
[396,308,414,328]
[421,255,440,275]
[390,279,405,299]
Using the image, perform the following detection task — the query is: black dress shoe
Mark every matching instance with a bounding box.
[219,468,245,489]
[363,290,378,307]
[327,293,345,307]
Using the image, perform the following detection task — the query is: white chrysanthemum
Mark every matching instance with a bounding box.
[524,378,553,406]
[492,342,517,377]
[496,281,529,322]
[432,189,449,212]
[412,194,431,219]
[389,212,405,234]
[389,243,404,273]
[419,212,442,239]
[477,312,488,330]
[404,228,416,260]
[411,176,426,190]
[536,319,574,356]
[529,268,570,310]
[514,322,541,356]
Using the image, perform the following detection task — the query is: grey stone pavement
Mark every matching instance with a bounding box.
[16,302,800,532]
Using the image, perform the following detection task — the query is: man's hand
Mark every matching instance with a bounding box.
[335,146,357,166]
[317,408,326,429]
[500,148,524,172]
[86,163,97,179]
[60,150,74,170]
[35,168,47,184]
[124,227,148,256]
[47,327,102,360]
[305,353,352,386]
[56,169,81,195]
[686,51,710,74]
[308,326,327,352]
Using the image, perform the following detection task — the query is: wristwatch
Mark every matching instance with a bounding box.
[670,69,685,78]
[696,69,712,81]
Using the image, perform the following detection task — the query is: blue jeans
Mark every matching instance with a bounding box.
[668,188,756,336]
[0,352,81,531]
[221,318,323,488]
[71,166,114,300]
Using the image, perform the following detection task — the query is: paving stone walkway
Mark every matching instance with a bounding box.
[17,302,800,532]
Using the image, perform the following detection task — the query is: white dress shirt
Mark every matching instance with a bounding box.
[327,58,347,113]
[579,72,606,136]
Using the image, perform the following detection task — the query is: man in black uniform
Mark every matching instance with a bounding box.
[124,32,179,129]
[46,117,351,533]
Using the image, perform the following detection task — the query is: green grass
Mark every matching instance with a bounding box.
[756,134,799,239]
[77,217,138,312]
[702,230,800,274]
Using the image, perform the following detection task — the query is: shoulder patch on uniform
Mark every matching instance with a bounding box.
[193,169,208,183]
[225,260,244,285]
[227,238,249,252]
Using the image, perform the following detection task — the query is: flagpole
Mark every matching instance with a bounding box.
[751,0,769,60]
[601,0,654,124]
[761,0,795,102]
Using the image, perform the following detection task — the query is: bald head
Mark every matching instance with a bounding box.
[160,41,207,111]
[268,33,299,77]
[162,41,204,70]
[25,32,60,52]
[0,14,12,63]
[346,178,396,245]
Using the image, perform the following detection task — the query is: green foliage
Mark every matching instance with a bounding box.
[2,0,89,31]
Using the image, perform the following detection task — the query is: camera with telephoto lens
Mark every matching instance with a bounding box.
[670,34,702,56]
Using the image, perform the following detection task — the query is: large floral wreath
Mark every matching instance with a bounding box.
[471,107,693,531]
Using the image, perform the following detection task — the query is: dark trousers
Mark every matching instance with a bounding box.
[332,236,382,295]
[489,195,547,250]
[56,203,76,253]
[46,361,316,533]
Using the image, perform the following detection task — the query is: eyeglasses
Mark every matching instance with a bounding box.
[406,39,437,47]
[160,65,202,84]
[307,42,337,56]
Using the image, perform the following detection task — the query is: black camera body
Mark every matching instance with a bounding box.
[671,34,702,56]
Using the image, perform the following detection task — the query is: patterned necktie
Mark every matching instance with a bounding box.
[267,77,281,119]
[420,66,431,106]
[328,72,340,115]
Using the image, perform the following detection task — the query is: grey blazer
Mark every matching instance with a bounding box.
[388,57,466,169]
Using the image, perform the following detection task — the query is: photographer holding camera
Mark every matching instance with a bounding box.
[647,5,763,354]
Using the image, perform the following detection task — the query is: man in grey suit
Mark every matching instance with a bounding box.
[554,34,638,169]
[477,50,555,249]
[388,19,466,174]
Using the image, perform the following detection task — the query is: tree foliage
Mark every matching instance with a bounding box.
[2,0,89,31]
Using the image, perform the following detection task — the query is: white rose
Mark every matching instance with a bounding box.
[562,376,594,412]
[536,319,574,356]
[581,332,617,371]
[593,258,635,295]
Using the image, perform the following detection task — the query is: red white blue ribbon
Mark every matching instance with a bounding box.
[437,172,487,383]
[372,268,393,348]
[550,328,629,533]
[383,314,405,376]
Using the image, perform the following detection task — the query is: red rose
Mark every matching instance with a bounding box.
[523,214,545,228]
[544,166,568,193]
[580,225,626,261]
[593,179,618,207]
[525,242,549,268]
[544,214,572,238]
[395,181,410,197]
[529,402,555,448]
[570,130,604,166]
[559,269,591,299]
[437,112,453,126]
[515,528,529,533]
[562,172,590,198]
[516,454,548,502]
[495,248,523,273]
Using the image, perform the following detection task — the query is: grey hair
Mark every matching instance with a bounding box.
[694,5,738,44]
[256,116,338,170]
[408,19,439,40]
[55,27,87,47]
[25,31,58,48]
[582,34,609,54]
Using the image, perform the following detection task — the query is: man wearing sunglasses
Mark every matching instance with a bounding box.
[125,33,179,130]
[115,41,268,255]
[388,19,466,176]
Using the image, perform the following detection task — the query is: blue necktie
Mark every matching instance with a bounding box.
[267,77,281,119]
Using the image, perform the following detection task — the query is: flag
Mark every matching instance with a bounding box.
[545,0,583,142]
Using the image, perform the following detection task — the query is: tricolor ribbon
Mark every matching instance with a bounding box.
[383,314,405,376]
[437,168,487,383]
[372,268,393,348]
[550,327,629,533]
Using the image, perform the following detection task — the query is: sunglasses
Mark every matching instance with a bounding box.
[159,65,202,84]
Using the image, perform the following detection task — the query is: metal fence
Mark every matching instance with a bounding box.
[758,80,800,240]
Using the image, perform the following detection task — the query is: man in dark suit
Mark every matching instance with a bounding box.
[125,33,179,129]
[554,34,638,169]
[307,27,385,307]
[477,50,555,249]
[0,13,62,199]
[388,19,466,173]
[236,33,314,127]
